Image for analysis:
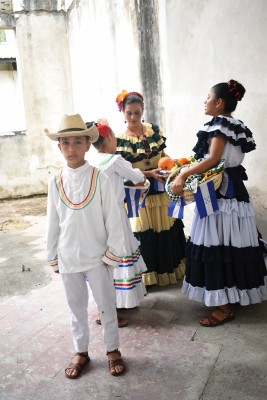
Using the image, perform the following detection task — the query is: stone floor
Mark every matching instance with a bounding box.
[0,198,267,400]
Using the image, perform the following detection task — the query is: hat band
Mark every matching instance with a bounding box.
[58,128,85,133]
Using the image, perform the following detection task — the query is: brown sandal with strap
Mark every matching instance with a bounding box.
[96,316,128,328]
[106,349,126,376]
[65,352,90,379]
[199,306,235,327]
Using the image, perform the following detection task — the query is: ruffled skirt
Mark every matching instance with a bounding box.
[113,207,147,308]
[182,198,267,306]
[129,192,186,286]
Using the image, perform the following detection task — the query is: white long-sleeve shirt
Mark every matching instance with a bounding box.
[94,154,145,207]
[46,161,126,273]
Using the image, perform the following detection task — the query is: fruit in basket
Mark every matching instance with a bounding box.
[170,164,179,173]
[188,155,196,163]
[158,156,175,170]
[177,157,190,166]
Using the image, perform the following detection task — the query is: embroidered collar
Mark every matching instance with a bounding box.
[55,166,100,209]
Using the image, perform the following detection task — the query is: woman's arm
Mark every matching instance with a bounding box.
[171,135,226,195]
[143,168,167,183]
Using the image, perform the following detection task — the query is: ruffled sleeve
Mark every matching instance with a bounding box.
[116,123,166,163]
[193,116,256,159]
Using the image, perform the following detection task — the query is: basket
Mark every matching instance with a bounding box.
[123,179,150,191]
[165,170,223,203]
[124,179,150,217]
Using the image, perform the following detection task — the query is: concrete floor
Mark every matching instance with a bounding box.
[0,199,267,400]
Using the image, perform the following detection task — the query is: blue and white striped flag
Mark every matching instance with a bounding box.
[125,187,142,218]
[219,172,234,198]
[154,179,165,192]
[168,198,186,219]
[124,184,150,217]
[140,185,150,209]
[153,173,166,192]
[194,180,219,219]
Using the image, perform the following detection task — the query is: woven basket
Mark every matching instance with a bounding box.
[165,171,223,203]
[123,179,150,191]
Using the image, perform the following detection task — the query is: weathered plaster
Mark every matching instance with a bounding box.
[0,0,266,237]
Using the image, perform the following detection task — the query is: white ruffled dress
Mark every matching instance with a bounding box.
[95,153,147,308]
[182,116,267,306]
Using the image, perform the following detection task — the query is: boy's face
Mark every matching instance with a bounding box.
[58,136,90,169]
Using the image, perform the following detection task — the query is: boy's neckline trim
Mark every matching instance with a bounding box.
[55,167,100,209]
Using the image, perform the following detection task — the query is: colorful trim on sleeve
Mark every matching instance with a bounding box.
[193,116,256,159]
[48,256,58,271]
[104,250,123,263]
[116,123,166,163]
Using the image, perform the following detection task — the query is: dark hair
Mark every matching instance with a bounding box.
[122,92,144,111]
[86,121,109,149]
[212,79,246,113]
[92,136,105,149]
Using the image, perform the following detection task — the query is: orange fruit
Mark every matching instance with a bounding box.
[158,156,175,170]
[177,157,190,166]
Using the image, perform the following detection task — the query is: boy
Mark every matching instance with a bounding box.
[44,114,126,378]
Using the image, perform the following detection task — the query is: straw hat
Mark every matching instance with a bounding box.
[44,114,99,142]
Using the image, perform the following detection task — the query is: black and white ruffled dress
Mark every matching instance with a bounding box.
[182,116,267,306]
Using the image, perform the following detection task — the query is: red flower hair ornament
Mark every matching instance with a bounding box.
[96,120,110,138]
[227,80,242,101]
[115,90,144,111]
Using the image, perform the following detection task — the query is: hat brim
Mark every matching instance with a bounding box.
[44,124,99,143]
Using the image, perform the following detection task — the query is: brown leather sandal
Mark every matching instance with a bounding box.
[95,316,128,328]
[106,349,125,376]
[65,352,90,379]
[199,306,235,327]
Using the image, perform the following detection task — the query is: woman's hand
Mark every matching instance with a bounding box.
[170,174,186,196]
[147,168,167,183]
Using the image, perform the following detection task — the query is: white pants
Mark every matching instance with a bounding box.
[61,264,119,353]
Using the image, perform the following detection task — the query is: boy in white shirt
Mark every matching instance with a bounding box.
[45,114,126,378]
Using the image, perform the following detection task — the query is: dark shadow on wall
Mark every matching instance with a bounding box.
[135,0,163,127]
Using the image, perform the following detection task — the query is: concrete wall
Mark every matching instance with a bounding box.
[0,0,266,236]
[0,5,73,198]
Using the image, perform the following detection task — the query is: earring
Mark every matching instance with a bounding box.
[124,120,126,123]
[142,118,144,123]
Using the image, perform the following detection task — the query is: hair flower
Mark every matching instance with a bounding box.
[116,90,128,111]
[227,80,242,101]
[97,123,110,138]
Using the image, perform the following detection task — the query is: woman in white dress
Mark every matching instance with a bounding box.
[171,79,267,326]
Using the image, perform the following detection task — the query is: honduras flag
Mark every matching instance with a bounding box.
[219,172,234,198]
[125,184,150,217]
[168,198,187,219]
[124,187,142,218]
[154,179,165,192]
[153,172,166,192]
[139,185,150,209]
[194,180,219,219]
